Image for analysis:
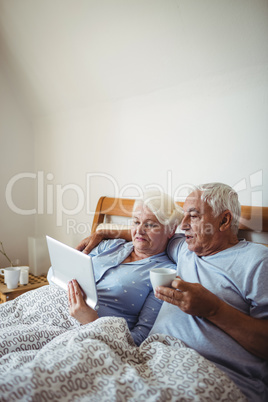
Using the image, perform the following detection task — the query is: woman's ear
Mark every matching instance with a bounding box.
[168,225,177,239]
[219,210,232,232]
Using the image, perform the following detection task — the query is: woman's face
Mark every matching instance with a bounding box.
[131,205,172,257]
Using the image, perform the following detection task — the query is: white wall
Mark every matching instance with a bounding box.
[0,0,267,255]
[33,0,268,246]
[33,66,268,247]
[0,65,35,267]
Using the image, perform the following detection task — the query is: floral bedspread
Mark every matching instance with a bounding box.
[0,285,246,401]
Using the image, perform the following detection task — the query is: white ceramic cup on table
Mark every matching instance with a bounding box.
[0,267,21,289]
[19,266,30,285]
[150,267,177,293]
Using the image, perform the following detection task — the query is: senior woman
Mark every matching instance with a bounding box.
[68,190,183,345]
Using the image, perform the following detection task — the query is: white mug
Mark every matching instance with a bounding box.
[19,266,29,285]
[0,267,21,289]
[150,267,177,292]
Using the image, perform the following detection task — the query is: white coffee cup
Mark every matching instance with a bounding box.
[150,267,177,292]
[19,266,30,285]
[0,266,21,284]
[0,267,21,289]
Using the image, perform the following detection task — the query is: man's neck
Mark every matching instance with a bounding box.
[199,235,239,257]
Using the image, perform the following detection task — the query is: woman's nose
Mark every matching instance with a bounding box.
[136,223,145,234]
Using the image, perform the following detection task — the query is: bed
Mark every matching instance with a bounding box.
[0,196,267,401]
[91,196,268,242]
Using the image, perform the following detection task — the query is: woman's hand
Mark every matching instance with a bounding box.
[68,279,99,325]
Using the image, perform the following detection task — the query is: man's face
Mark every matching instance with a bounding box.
[181,191,223,256]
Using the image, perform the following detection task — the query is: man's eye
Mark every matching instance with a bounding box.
[190,215,198,219]
[133,220,139,225]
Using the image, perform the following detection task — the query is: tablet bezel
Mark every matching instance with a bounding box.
[46,236,98,310]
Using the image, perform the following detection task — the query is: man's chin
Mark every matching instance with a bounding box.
[185,240,196,252]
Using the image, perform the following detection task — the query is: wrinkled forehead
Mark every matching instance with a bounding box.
[184,191,212,214]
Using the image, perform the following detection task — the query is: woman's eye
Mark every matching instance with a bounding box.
[145,223,158,228]
[190,215,198,219]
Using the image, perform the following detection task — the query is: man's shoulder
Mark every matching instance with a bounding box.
[234,239,268,255]
[210,240,268,269]
[236,240,268,261]
[168,233,186,245]
[167,234,186,263]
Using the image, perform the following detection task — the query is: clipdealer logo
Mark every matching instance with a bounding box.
[5,170,264,234]
[6,171,90,228]
[4,171,193,233]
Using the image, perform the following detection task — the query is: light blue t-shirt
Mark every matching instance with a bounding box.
[150,234,268,402]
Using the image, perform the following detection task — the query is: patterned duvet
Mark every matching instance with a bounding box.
[0,285,246,401]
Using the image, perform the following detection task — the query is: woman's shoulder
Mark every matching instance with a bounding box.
[101,238,129,249]
[92,238,130,255]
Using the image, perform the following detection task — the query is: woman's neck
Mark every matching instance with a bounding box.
[122,249,153,263]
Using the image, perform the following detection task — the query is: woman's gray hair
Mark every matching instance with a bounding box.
[197,182,241,234]
[133,190,184,230]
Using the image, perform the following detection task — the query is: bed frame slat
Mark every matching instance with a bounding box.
[91,196,268,234]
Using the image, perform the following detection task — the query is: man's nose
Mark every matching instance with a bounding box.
[180,215,190,230]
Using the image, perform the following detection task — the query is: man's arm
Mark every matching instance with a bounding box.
[76,229,132,254]
[155,277,268,360]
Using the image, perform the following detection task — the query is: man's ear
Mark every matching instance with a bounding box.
[219,210,232,232]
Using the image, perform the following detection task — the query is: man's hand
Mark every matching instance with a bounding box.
[68,279,99,325]
[76,232,105,254]
[155,276,268,360]
[155,276,223,318]
[76,229,132,254]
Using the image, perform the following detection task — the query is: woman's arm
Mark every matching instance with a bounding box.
[130,292,163,346]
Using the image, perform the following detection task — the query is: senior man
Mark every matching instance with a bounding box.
[77,183,268,402]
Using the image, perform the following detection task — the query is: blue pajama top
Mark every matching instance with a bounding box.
[89,238,176,345]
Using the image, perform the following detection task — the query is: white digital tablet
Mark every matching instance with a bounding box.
[46,236,98,310]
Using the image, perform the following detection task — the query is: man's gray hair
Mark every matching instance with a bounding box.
[197,182,241,234]
[133,190,184,229]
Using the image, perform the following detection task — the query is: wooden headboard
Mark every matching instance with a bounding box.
[91,196,268,245]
